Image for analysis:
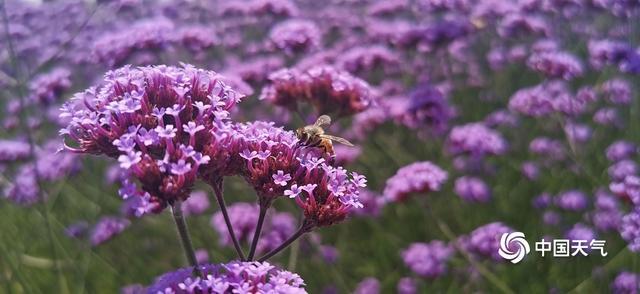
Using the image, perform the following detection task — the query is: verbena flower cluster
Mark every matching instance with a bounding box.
[60,64,241,211]
[401,241,454,278]
[147,261,306,293]
[59,65,365,222]
[260,65,374,117]
[383,161,448,202]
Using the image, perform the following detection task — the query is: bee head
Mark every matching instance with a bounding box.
[295,128,306,140]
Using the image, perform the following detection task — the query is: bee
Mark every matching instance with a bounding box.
[296,115,354,155]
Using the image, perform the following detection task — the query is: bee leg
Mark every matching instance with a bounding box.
[327,155,336,166]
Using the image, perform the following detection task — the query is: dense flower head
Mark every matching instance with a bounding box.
[454,176,492,203]
[319,245,339,264]
[92,19,175,67]
[0,139,31,162]
[401,240,454,278]
[291,161,365,227]
[181,190,210,216]
[461,222,513,261]
[529,137,566,161]
[65,221,89,239]
[367,0,409,16]
[393,85,454,136]
[353,277,380,294]
[260,65,374,117]
[543,211,561,225]
[147,261,306,293]
[220,0,299,18]
[526,50,584,79]
[606,141,637,162]
[90,216,130,246]
[610,175,640,205]
[230,56,284,84]
[497,13,550,38]
[383,161,448,202]
[608,160,638,182]
[213,121,365,226]
[176,26,219,54]
[593,190,623,231]
[336,45,400,74]
[60,64,243,210]
[565,223,596,242]
[601,78,633,105]
[3,164,40,206]
[397,277,418,294]
[594,107,621,127]
[588,39,635,70]
[533,192,552,209]
[484,109,519,128]
[509,81,587,117]
[210,202,296,254]
[556,190,589,211]
[446,123,507,157]
[620,209,640,252]
[269,19,321,55]
[395,19,473,50]
[611,271,640,294]
[521,161,540,180]
[29,67,72,105]
[3,140,79,206]
[564,123,592,144]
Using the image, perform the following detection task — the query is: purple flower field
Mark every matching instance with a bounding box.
[1,0,640,293]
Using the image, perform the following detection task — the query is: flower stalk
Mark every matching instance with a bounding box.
[247,205,268,261]
[258,219,314,262]
[211,180,246,260]
[170,200,201,277]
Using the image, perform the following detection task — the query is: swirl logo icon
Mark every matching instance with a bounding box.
[498,232,530,264]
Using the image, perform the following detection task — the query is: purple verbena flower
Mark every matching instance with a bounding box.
[182,190,210,216]
[454,176,492,203]
[606,141,637,162]
[556,190,589,211]
[90,216,130,246]
[611,271,640,294]
[446,123,507,157]
[260,65,373,117]
[401,240,453,278]
[397,277,417,294]
[383,161,448,202]
[269,19,320,55]
[147,261,307,293]
[353,277,380,294]
[620,209,640,252]
[460,222,513,261]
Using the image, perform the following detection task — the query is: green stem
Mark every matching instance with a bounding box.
[258,221,312,262]
[247,205,267,261]
[211,181,246,260]
[171,201,201,277]
[287,239,300,271]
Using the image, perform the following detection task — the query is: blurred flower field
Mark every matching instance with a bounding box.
[1,0,640,293]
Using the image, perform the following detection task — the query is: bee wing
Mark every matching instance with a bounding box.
[320,134,354,146]
[314,115,332,127]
